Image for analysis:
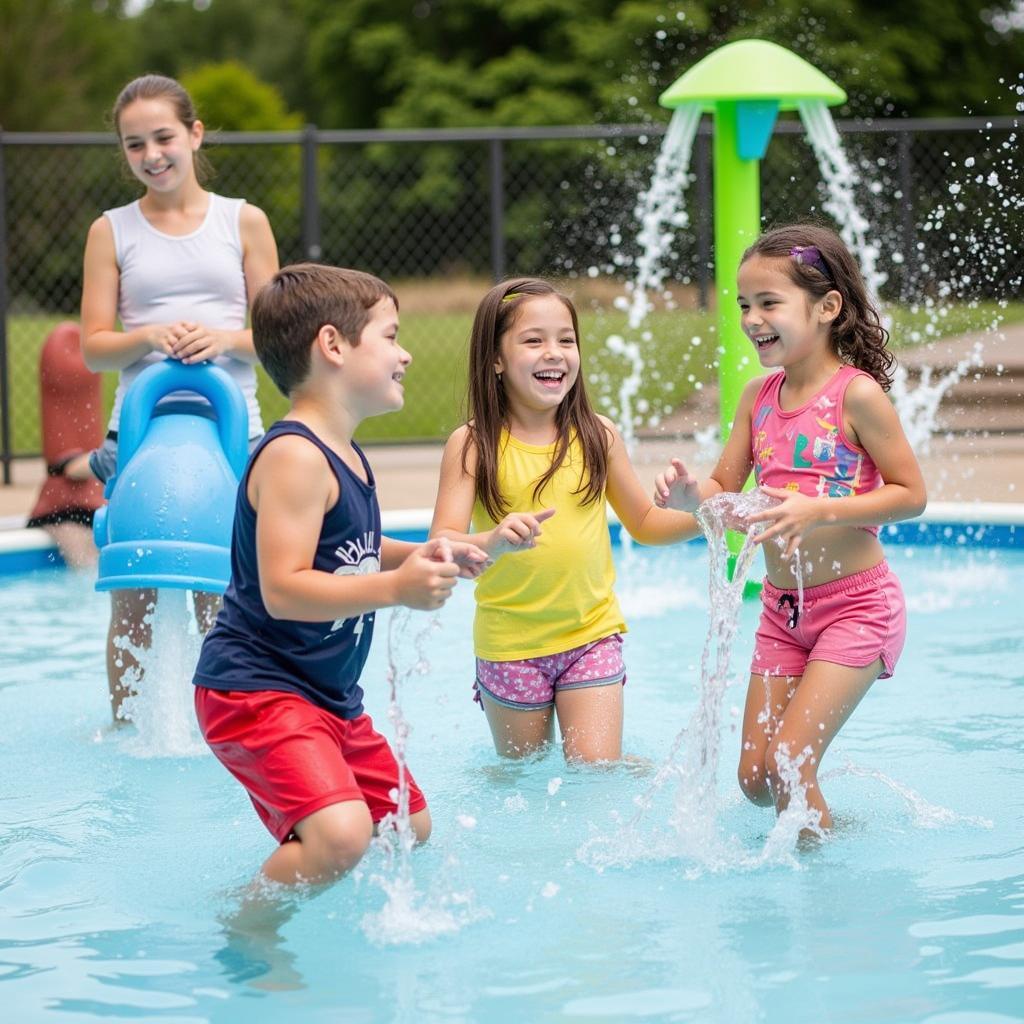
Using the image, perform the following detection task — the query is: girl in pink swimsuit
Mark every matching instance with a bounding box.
[654,223,927,834]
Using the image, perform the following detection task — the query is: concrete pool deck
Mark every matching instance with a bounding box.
[1,430,1022,528]
[2,323,1022,526]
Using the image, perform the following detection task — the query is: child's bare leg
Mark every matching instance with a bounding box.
[480,692,554,757]
[261,801,374,885]
[373,807,432,844]
[107,588,156,721]
[765,659,881,830]
[555,683,623,763]
[737,672,797,806]
[61,453,96,482]
[44,522,97,569]
[408,808,432,843]
[192,591,222,633]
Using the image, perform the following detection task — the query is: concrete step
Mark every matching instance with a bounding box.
[645,327,1024,440]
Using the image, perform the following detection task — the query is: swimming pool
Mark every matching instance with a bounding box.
[1,531,1022,1022]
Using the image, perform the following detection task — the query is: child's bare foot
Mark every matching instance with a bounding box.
[217,882,304,991]
[621,753,655,775]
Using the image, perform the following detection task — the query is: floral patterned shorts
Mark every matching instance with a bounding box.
[474,634,625,711]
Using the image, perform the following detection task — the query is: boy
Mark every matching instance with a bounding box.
[193,263,486,886]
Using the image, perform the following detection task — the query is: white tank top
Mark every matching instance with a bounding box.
[103,192,262,437]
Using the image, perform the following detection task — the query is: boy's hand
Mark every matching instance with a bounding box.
[654,458,701,511]
[431,538,491,579]
[745,487,824,558]
[486,508,555,558]
[393,539,460,610]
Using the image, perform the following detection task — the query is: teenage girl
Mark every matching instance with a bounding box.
[431,278,698,763]
[655,223,926,830]
[67,74,279,719]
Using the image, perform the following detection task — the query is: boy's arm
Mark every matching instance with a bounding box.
[252,436,459,619]
[430,426,551,557]
[381,537,417,569]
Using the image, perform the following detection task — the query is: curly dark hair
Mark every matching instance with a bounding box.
[742,223,895,391]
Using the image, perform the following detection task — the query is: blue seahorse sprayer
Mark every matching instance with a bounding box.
[93,361,249,594]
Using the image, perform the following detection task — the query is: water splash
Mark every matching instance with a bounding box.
[798,100,887,302]
[797,99,1009,463]
[888,340,985,454]
[906,557,1009,614]
[605,103,702,445]
[580,490,821,874]
[359,868,483,947]
[823,761,993,830]
[619,104,703,334]
[117,589,206,758]
[360,607,485,945]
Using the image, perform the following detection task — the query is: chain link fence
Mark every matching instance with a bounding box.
[1,116,1020,480]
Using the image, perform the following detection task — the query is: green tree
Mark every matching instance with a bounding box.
[0,0,134,130]
[181,61,303,131]
[298,0,1023,128]
[181,62,304,263]
[128,0,311,118]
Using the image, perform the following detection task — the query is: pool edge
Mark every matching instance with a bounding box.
[1,500,1022,576]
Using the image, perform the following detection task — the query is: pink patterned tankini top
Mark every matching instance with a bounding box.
[750,364,883,534]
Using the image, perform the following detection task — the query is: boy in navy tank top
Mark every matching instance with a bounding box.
[193,264,487,886]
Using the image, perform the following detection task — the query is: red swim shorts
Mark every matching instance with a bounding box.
[751,560,907,681]
[195,686,426,843]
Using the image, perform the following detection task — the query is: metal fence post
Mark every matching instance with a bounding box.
[0,130,10,484]
[695,128,712,311]
[897,129,915,301]
[489,138,506,281]
[301,124,321,261]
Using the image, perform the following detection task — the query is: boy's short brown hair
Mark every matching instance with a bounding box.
[252,263,398,396]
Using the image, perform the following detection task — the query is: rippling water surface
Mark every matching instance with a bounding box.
[1,543,1021,1022]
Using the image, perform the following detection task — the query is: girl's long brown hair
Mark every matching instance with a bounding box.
[742,223,895,390]
[463,278,609,522]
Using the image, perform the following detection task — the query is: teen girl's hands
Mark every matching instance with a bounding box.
[745,486,825,558]
[169,321,238,363]
[486,508,556,558]
[653,457,702,511]
[140,323,181,358]
[393,538,461,610]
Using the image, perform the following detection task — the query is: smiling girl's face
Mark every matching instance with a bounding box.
[118,97,203,194]
[494,294,581,416]
[737,255,840,370]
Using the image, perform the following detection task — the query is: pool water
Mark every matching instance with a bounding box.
[1,542,1023,1022]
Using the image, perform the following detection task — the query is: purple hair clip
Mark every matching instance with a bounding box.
[790,245,831,279]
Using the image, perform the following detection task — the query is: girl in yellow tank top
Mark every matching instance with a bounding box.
[431,278,699,764]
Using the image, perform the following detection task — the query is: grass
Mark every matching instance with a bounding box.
[6,299,1023,455]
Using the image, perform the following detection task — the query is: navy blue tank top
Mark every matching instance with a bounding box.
[193,420,381,719]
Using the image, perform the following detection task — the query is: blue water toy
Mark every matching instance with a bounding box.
[93,361,249,594]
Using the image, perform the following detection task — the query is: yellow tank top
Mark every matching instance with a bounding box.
[471,431,625,661]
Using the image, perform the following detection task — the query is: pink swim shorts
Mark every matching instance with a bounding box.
[474,634,626,710]
[751,561,906,680]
